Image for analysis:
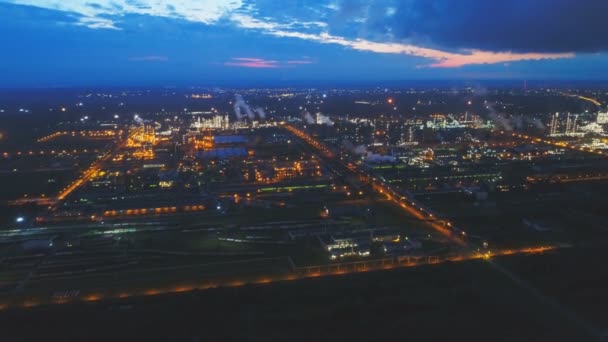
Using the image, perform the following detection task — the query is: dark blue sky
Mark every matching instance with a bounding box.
[1,0,608,87]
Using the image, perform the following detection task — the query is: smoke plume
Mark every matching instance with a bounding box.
[302,110,315,124]
[316,112,335,126]
[364,152,397,163]
[349,144,395,163]
[526,117,545,129]
[353,145,368,155]
[486,103,513,131]
[513,115,524,130]
[234,94,255,121]
[254,107,266,120]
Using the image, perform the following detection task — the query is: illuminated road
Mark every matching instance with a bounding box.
[1,149,100,158]
[281,123,466,245]
[36,130,118,143]
[528,173,608,184]
[56,166,100,201]
[559,92,602,107]
[52,126,143,208]
[369,181,466,244]
[7,197,56,206]
[282,124,334,158]
[0,244,560,310]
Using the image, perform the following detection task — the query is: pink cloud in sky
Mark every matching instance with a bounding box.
[224,58,279,68]
[224,57,316,68]
[129,55,169,62]
[231,14,575,68]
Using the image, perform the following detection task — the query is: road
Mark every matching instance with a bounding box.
[559,92,602,107]
[52,126,144,208]
[281,123,466,245]
[0,244,559,310]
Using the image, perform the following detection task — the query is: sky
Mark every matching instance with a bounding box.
[1,0,608,87]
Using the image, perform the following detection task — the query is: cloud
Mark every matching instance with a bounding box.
[224,57,316,68]
[225,57,279,68]
[6,0,577,67]
[6,0,243,28]
[230,14,573,67]
[75,16,118,30]
[129,55,169,62]
[329,0,608,53]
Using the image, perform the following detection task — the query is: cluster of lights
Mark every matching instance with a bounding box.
[103,205,205,217]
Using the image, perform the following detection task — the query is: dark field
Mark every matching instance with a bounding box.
[1,246,607,342]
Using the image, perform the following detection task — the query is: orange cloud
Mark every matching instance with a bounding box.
[232,14,575,68]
